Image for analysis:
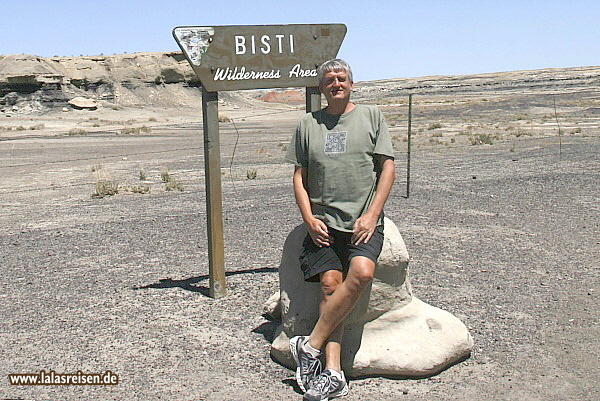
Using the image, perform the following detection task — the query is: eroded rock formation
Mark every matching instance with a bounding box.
[266,218,474,378]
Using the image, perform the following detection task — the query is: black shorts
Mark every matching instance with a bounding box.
[300,225,385,282]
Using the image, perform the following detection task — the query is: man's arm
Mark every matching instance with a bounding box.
[293,166,333,247]
[352,155,395,245]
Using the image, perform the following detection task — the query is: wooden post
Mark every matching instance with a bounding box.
[406,94,413,198]
[306,87,321,113]
[201,86,227,298]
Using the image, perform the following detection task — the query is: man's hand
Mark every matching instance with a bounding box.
[352,212,378,245]
[305,217,333,247]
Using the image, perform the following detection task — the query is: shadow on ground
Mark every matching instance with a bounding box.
[133,267,278,297]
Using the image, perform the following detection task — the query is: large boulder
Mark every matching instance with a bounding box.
[68,96,98,110]
[267,218,473,378]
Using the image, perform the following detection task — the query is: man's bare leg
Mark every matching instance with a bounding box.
[309,256,375,351]
[319,270,344,372]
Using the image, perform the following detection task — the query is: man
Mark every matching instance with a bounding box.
[284,59,395,401]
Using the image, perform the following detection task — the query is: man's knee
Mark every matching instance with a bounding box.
[348,257,375,288]
[320,270,343,297]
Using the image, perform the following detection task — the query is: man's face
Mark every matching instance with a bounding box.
[320,69,353,104]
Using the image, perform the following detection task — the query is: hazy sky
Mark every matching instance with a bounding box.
[2,0,598,81]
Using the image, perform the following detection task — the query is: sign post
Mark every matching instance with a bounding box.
[306,87,321,113]
[174,24,346,298]
[201,87,226,298]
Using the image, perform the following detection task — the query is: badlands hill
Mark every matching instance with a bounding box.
[1,52,599,114]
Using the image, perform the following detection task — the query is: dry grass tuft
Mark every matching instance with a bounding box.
[128,184,150,194]
[120,126,152,135]
[68,128,86,136]
[469,133,495,145]
[161,167,184,191]
[165,180,184,191]
[92,168,119,198]
[246,170,257,180]
[218,112,231,123]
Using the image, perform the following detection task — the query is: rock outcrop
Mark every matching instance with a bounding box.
[266,218,474,378]
[2,51,598,115]
[0,52,199,113]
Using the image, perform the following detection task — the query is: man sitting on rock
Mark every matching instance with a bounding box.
[285,59,395,401]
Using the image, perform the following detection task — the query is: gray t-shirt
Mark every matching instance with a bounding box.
[285,104,394,232]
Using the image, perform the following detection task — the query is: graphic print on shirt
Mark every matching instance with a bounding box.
[324,131,347,155]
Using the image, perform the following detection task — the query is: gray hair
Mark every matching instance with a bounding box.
[317,59,353,86]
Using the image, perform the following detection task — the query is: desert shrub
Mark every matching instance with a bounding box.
[429,138,444,145]
[68,128,86,135]
[165,181,184,191]
[516,113,529,121]
[469,134,494,145]
[246,170,257,180]
[160,168,184,191]
[427,123,442,130]
[92,167,119,198]
[30,124,45,130]
[161,168,171,183]
[92,179,118,198]
[218,112,231,122]
[139,170,147,180]
[515,130,531,137]
[120,126,152,135]
[16,126,26,131]
[129,185,150,194]
[120,127,137,135]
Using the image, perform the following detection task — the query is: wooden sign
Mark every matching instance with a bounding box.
[173,24,347,91]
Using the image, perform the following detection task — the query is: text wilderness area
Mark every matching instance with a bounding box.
[173,24,347,91]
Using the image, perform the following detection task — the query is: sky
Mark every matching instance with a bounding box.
[2,0,599,82]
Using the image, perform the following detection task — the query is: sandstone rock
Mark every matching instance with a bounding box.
[262,291,281,320]
[68,97,97,110]
[268,218,473,378]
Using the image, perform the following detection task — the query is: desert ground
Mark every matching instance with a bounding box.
[0,56,599,400]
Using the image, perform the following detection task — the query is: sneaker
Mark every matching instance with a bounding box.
[290,336,322,392]
[303,369,349,401]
